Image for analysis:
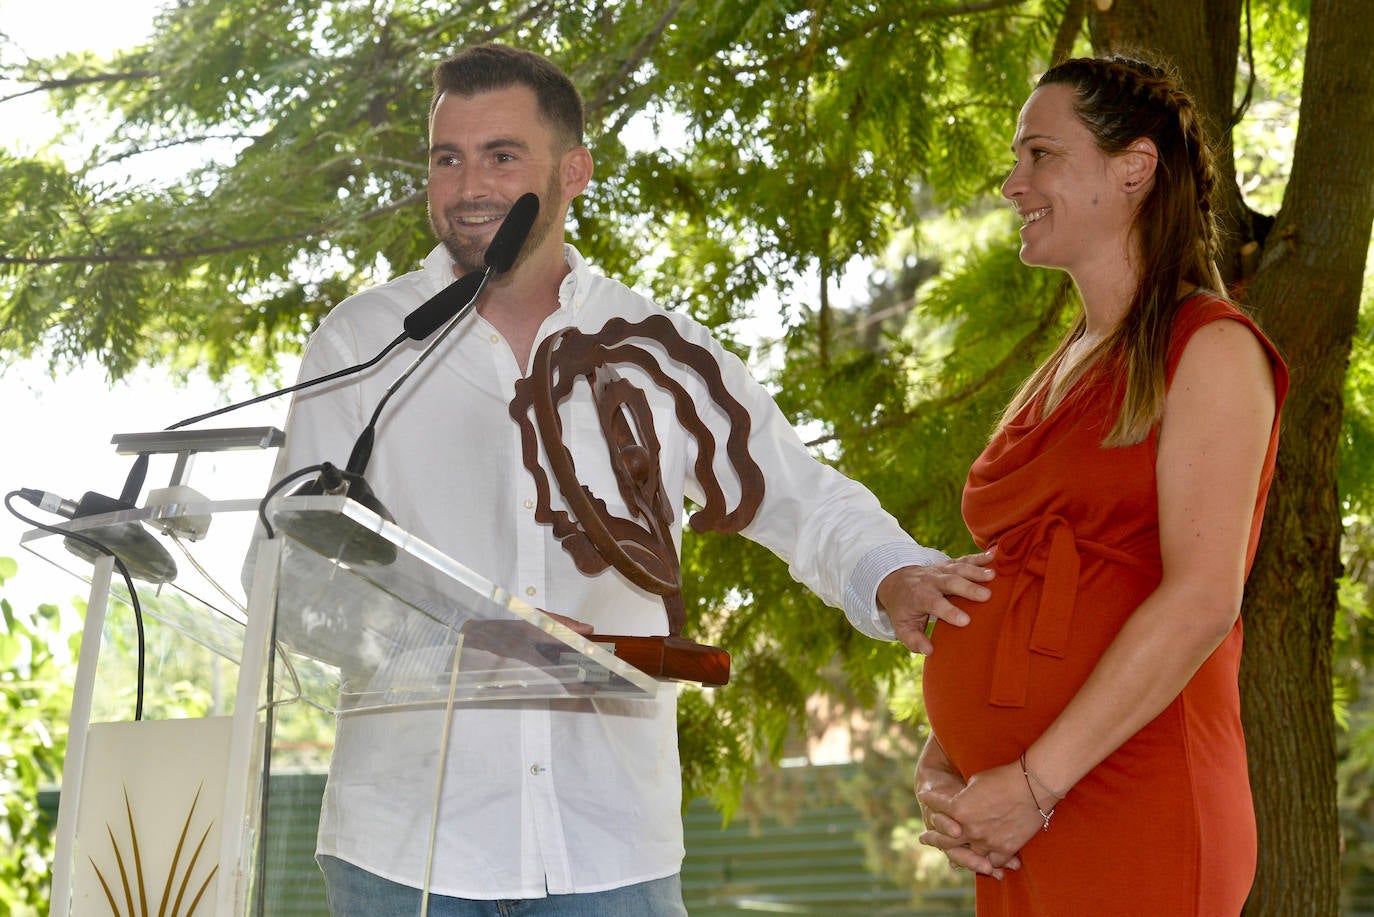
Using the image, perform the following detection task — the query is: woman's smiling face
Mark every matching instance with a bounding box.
[1002,83,1137,278]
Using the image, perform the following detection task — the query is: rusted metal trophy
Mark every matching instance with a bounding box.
[508,314,764,687]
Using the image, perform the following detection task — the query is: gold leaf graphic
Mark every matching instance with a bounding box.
[86,781,218,916]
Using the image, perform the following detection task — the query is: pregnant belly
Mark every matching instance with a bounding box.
[921,565,1147,777]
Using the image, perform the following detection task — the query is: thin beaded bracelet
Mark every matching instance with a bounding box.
[1024,761,1063,802]
[1019,753,1056,832]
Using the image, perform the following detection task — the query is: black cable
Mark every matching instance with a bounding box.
[255,464,333,539]
[115,335,407,524]
[5,490,147,722]
[345,269,495,478]
[167,332,410,431]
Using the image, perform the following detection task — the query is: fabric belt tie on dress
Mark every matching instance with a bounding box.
[987,514,1140,708]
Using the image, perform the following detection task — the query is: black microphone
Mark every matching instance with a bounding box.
[483,191,541,274]
[65,271,490,572]
[401,269,486,342]
[18,488,178,584]
[278,193,541,565]
[343,192,541,481]
[168,269,487,433]
[23,268,491,583]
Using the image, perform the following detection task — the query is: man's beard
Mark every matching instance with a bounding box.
[430,171,562,275]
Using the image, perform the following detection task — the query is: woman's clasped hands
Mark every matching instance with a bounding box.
[916,739,1063,879]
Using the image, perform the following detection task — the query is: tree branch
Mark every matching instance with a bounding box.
[580,0,687,119]
[804,275,1073,448]
[94,132,260,167]
[731,0,1032,75]
[1229,0,1257,129]
[0,70,155,105]
[1051,0,1089,64]
[0,191,424,266]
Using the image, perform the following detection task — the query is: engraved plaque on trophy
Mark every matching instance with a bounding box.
[509,314,765,687]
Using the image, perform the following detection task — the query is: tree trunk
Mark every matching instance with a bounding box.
[1240,0,1374,911]
[1091,0,1374,912]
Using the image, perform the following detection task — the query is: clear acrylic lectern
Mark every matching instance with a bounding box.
[24,443,658,917]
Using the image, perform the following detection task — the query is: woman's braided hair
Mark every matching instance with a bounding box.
[1003,55,1225,446]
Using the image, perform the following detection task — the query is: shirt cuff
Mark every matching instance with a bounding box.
[843,542,952,641]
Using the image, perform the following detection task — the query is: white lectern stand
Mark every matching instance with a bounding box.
[22,430,657,917]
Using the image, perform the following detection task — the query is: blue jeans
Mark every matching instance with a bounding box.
[318,855,688,917]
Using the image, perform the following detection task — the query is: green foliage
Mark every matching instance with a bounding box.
[1335,565,1374,877]
[4,1,1372,903]
[1230,0,1305,217]
[1,0,1062,379]
[1332,268,1374,880]
[0,557,341,913]
[1342,301,1374,519]
[0,558,75,916]
[4,0,1065,816]
[677,217,1074,808]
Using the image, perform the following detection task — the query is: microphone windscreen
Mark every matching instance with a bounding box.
[62,491,178,584]
[482,192,541,274]
[402,270,485,340]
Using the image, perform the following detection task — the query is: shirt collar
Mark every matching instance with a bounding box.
[422,244,459,294]
[424,242,588,319]
[560,243,590,317]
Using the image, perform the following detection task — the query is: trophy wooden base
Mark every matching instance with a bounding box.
[590,635,730,687]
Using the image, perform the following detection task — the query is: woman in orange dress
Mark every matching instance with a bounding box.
[916,56,1288,915]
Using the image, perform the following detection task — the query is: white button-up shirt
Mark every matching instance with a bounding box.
[272,243,945,898]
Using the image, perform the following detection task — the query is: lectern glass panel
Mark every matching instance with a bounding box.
[26,495,656,916]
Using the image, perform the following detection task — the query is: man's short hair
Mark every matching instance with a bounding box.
[431,43,585,149]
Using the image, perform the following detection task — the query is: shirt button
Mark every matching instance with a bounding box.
[523,498,535,509]
[489,333,500,344]
[529,764,543,776]
[526,586,537,597]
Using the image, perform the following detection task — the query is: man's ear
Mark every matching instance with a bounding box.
[561,146,594,201]
[1120,137,1159,193]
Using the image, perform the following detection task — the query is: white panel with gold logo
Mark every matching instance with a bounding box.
[71,717,233,916]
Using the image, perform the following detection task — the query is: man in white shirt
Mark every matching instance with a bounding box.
[275,41,993,917]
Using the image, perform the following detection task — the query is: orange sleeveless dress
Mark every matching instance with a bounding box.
[922,294,1288,915]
